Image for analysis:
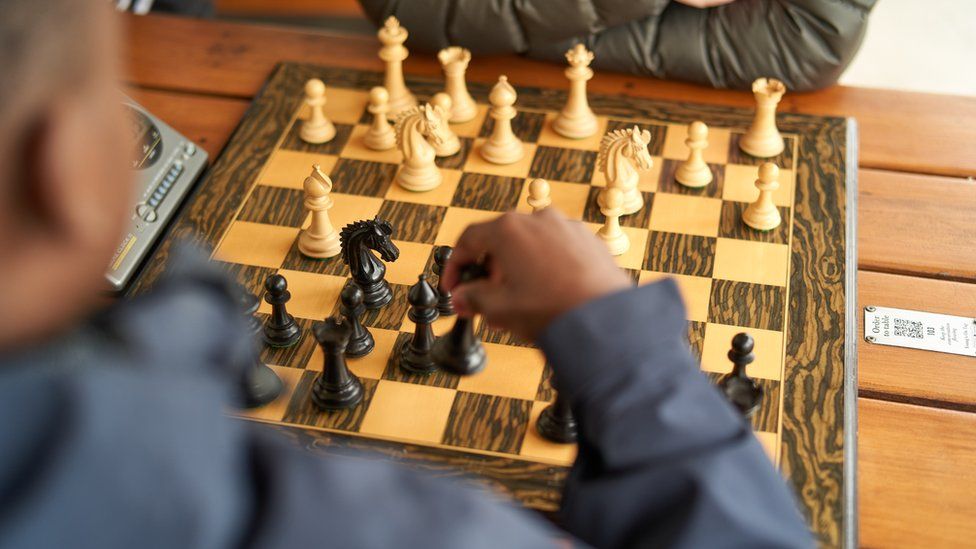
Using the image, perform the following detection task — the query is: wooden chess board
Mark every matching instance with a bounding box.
[131,62,857,545]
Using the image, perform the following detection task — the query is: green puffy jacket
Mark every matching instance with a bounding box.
[357,0,876,92]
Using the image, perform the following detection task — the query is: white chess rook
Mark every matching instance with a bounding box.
[298,165,341,258]
[739,77,786,158]
[675,121,713,188]
[429,93,461,157]
[378,17,417,118]
[527,178,551,212]
[479,75,524,165]
[438,47,478,123]
[363,86,396,151]
[552,44,598,139]
[300,79,336,144]
[597,187,629,256]
[742,162,782,231]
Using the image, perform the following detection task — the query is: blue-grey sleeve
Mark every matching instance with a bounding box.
[539,280,813,548]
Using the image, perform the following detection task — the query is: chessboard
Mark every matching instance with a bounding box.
[130,62,857,545]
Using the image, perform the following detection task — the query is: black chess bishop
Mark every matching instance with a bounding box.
[340,217,399,309]
[400,274,439,374]
[431,263,488,376]
[262,274,301,347]
[339,282,374,357]
[718,332,763,417]
[238,284,283,408]
[311,316,364,410]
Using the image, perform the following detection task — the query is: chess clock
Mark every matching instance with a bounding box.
[104,96,208,291]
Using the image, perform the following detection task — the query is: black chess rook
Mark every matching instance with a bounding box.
[432,245,456,317]
[400,274,439,374]
[718,332,763,417]
[340,217,400,310]
[340,282,375,357]
[311,316,365,410]
[262,274,301,347]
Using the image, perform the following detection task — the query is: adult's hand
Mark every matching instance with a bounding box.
[440,209,632,341]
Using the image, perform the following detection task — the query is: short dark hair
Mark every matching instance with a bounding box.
[0,0,99,191]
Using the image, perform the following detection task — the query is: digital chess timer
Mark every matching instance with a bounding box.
[105,98,208,291]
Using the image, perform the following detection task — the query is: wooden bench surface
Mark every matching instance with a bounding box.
[122,13,976,548]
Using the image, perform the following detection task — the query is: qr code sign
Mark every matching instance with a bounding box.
[893,318,924,339]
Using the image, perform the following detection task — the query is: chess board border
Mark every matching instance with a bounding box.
[128,62,857,547]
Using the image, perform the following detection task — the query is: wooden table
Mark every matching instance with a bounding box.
[121,13,976,548]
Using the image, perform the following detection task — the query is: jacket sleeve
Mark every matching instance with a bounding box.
[357,0,875,91]
[538,280,813,548]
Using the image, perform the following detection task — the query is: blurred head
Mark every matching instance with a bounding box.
[0,1,131,349]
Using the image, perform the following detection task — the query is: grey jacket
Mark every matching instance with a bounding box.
[358,0,876,91]
[0,252,811,548]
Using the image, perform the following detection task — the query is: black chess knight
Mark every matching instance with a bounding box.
[718,332,763,417]
[340,217,400,310]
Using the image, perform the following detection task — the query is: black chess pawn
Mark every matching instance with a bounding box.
[432,246,456,317]
[400,274,439,374]
[431,263,488,376]
[340,282,374,357]
[311,316,364,410]
[238,286,283,408]
[536,390,578,444]
[718,332,763,417]
[263,274,301,347]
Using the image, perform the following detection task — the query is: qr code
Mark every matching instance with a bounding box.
[893,318,924,339]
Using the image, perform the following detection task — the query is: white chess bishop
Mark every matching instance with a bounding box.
[479,76,524,165]
[298,165,341,258]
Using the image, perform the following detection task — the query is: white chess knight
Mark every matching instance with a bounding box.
[739,77,786,158]
[298,165,341,258]
[393,104,452,192]
[552,44,598,139]
[437,46,478,123]
[596,126,653,215]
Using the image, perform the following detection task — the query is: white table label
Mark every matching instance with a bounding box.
[864,306,976,357]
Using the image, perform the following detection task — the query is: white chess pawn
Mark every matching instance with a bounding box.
[298,165,341,258]
[675,121,713,188]
[300,79,336,144]
[552,44,598,139]
[480,75,524,165]
[363,86,396,151]
[597,187,629,256]
[438,47,478,123]
[527,178,551,212]
[739,78,786,158]
[742,162,782,231]
[378,17,418,118]
[429,92,461,157]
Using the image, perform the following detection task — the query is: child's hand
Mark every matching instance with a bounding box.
[441,209,632,341]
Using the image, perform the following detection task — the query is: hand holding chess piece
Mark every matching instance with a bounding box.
[441,209,630,341]
[739,77,786,158]
[300,78,336,144]
[675,121,713,188]
[437,46,478,123]
[552,44,598,139]
[742,162,782,231]
[363,86,396,151]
